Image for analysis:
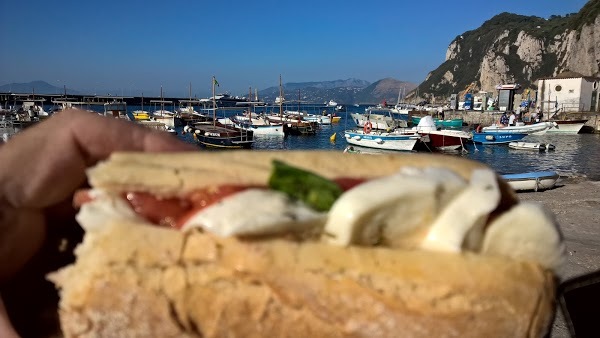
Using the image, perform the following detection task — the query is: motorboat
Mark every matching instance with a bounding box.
[546,119,587,134]
[344,129,422,151]
[482,121,557,135]
[412,116,471,151]
[412,116,463,128]
[508,141,556,151]
[327,100,338,107]
[472,132,528,144]
[138,120,177,135]
[501,171,560,192]
[351,107,408,130]
[221,115,284,136]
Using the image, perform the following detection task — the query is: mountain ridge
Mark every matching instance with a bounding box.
[0,79,417,105]
[413,0,600,100]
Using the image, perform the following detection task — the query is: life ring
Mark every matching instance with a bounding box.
[476,124,483,133]
[364,121,373,134]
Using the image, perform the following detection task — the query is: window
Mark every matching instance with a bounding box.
[555,85,562,92]
[594,81,599,90]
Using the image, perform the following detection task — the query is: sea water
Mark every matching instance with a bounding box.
[109,104,600,181]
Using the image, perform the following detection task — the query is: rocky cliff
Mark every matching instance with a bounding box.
[415,0,600,99]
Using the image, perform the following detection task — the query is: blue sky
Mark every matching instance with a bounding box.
[0,0,589,97]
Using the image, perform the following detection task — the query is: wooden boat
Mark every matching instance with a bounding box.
[187,123,254,149]
[508,141,556,151]
[472,132,527,144]
[186,77,254,149]
[501,171,560,192]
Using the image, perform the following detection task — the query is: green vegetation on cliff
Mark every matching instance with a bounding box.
[414,0,595,99]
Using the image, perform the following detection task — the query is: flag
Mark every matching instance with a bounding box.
[213,77,219,87]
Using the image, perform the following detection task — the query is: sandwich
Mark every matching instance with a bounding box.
[48,151,564,338]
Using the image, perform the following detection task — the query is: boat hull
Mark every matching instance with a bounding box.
[482,122,555,134]
[473,132,527,144]
[190,124,254,149]
[351,112,407,130]
[508,142,555,151]
[501,171,559,192]
[421,130,471,150]
[344,130,420,151]
[546,120,587,134]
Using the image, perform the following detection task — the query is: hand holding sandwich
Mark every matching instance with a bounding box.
[0,109,195,336]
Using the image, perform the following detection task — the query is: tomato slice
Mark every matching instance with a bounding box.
[125,192,191,228]
[334,177,366,191]
[187,185,260,209]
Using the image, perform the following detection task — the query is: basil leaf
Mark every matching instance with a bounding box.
[268,160,343,212]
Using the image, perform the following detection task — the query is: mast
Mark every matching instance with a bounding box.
[212,76,217,126]
[141,92,144,111]
[279,75,283,119]
[160,86,164,117]
[248,86,252,120]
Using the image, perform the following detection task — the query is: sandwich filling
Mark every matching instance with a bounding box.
[74,160,564,272]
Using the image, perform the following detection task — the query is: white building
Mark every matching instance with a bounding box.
[537,71,600,113]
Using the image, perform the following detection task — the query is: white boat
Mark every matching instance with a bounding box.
[344,129,422,151]
[546,119,587,134]
[138,120,177,135]
[221,116,284,136]
[286,110,330,124]
[150,88,175,127]
[103,100,128,119]
[482,121,557,135]
[327,100,337,107]
[501,171,560,192]
[508,141,556,151]
[351,107,408,130]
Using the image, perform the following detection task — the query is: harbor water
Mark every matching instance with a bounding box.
[171,104,600,181]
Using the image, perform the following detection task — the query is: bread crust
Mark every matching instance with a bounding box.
[50,221,555,338]
[49,151,555,337]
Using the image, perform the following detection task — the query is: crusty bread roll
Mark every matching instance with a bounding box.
[49,151,560,338]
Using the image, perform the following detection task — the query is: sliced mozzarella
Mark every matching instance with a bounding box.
[420,169,500,252]
[482,202,564,271]
[181,189,326,237]
[76,190,146,232]
[323,168,467,247]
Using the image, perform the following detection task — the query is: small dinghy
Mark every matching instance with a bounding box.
[501,171,560,192]
[508,141,556,151]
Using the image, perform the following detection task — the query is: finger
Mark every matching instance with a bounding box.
[0,109,196,208]
[0,297,20,338]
